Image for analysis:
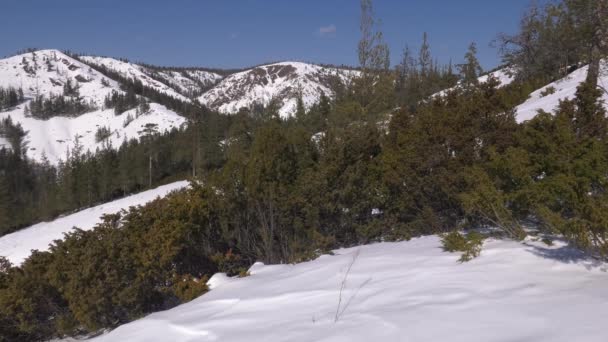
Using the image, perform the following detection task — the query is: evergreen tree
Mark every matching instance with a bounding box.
[355,0,390,109]
[419,32,432,77]
[458,42,483,85]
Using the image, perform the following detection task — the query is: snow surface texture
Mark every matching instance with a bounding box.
[0,181,188,266]
[0,50,187,164]
[515,61,608,123]
[86,235,608,342]
[200,62,359,117]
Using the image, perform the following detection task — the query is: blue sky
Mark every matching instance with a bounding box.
[1,0,533,70]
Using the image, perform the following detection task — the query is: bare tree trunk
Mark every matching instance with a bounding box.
[586,41,601,87]
[586,0,608,88]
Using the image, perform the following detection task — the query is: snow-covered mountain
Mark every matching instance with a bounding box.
[0,49,119,105]
[199,62,359,117]
[0,51,361,163]
[0,50,187,164]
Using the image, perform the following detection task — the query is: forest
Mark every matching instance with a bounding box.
[1,0,607,340]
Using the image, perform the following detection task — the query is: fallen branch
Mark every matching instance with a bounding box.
[335,249,360,322]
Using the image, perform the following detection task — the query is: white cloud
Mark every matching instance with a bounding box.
[318,24,336,37]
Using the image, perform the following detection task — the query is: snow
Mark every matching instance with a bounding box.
[86,235,608,342]
[477,68,515,86]
[199,62,358,117]
[0,136,8,150]
[0,102,186,164]
[515,61,608,123]
[0,181,188,266]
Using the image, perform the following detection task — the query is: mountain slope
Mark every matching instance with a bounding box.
[0,181,188,266]
[199,62,358,117]
[80,56,223,100]
[0,50,187,164]
[433,63,608,124]
[0,102,185,163]
[0,49,119,105]
[515,61,608,122]
[82,235,607,342]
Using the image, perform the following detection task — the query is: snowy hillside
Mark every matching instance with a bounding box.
[515,61,608,123]
[0,181,188,266]
[82,234,608,342]
[433,67,515,98]
[200,62,358,117]
[0,50,187,164]
[0,102,186,163]
[0,49,119,105]
[434,63,608,124]
[80,56,223,100]
[151,69,223,95]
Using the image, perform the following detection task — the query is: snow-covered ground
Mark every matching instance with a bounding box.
[515,61,608,123]
[85,235,608,342]
[0,181,188,266]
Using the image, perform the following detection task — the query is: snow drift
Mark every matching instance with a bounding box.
[84,235,608,342]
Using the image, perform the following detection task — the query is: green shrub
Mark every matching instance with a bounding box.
[211,249,250,277]
[171,274,209,302]
[441,231,485,262]
[540,86,556,97]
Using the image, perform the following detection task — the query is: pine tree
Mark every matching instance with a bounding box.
[419,32,432,77]
[459,42,483,85]
[356,0,390,109]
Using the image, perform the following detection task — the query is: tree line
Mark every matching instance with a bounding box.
[0,87,24,111]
